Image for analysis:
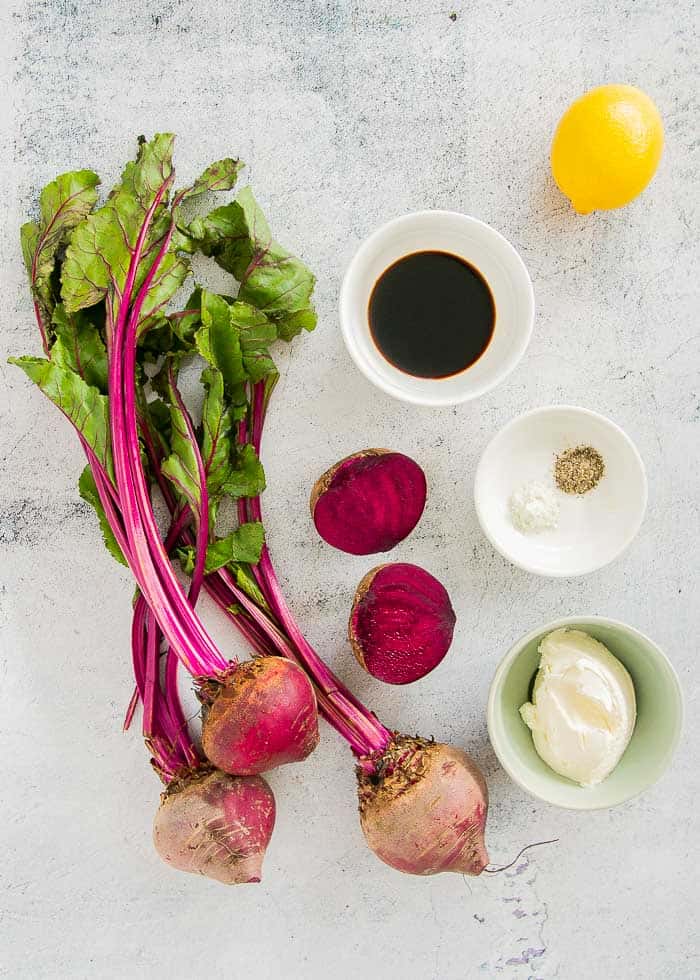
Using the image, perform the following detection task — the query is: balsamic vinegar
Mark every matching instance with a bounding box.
[368,250,495,379]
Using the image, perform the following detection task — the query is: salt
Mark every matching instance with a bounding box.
[509,481,560,533]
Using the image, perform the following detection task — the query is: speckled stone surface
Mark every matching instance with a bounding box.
[1,2,698,978]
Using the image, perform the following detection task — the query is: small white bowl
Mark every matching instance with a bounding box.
[474,406,647,577]
[339,211,534,406]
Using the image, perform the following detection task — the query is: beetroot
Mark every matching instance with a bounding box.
[357,737,489,876]
[16,142,495,884]
[349,563,456,684]
[153,768,276,885]
[310,449,427,555]
[200,657,320,776]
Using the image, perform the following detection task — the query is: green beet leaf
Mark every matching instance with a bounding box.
[196,293,278,389]
[168,286,202,346]
[188,186,316,339]
[204,521,265,572]
[136,313,175,360]
[135,252,190,334]
[177,158,243,204]
[233,563,270,609]
[9,356,113,478]
[78,465,127,566]
[145,396,172,452]
[221,443,266,500]
[21,169,101,339]
[230,301,279,382]
[195,290,246,391]
[199,367,266,522]
[61,134,178,322]
[200,367,235,502]
[160,368,205,524]
[178,521,265,576]
[51,304,108,393]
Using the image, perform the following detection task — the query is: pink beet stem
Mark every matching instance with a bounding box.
[130,594,198,778]
[138,383,270,660]
[166,362,210,605]
[135,423,373,754]
[25,154,391,770]
[132,232,386,755]
[243,381,392,756]
[143,604,160,736]
[235,408,267,596]
[110,175,229,678]
[204,567,370,754]
[122,686,139,732]
[107,176,210,674]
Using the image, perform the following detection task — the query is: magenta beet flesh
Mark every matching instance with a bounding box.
[201,657,320,776]
[153,768,276,885]
[311,450,427,555]
[349,563,456,684]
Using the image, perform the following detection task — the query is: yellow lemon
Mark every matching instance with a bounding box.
[551,84,664,214]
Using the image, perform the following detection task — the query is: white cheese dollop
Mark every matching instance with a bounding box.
[519,628,636,787]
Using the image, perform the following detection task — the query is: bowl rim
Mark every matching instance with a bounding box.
[487,614,685,810]
[474,404,649,577]
[339,209,535,407]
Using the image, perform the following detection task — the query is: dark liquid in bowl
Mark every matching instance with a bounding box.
[368,250,495,379]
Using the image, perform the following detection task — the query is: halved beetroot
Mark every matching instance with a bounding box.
[349,563,456,684]
[310,449,427,555]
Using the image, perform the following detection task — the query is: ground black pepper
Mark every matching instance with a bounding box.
[554,445,605,494]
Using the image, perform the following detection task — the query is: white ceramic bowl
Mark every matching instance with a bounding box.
[474,406,648,576]
[339,211,534,406]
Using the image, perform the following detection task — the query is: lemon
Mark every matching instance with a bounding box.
[551,84,664,214]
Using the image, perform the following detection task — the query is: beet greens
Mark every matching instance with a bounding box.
[13,134,492,880]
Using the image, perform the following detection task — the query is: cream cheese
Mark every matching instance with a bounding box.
[519,628,636,787]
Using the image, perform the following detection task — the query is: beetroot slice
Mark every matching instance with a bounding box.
[310,449,427,555]
[349,563,456,685]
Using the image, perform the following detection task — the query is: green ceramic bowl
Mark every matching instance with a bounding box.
[487,616,683,809]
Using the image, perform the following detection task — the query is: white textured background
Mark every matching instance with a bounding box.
[1,2,698,978]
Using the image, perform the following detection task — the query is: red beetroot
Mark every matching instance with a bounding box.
[200,657,320,776]
[310,449,427,555]
[18,145,498,884]
[349,563,456,684]
[153,767,276,884]
[357,736,489,876]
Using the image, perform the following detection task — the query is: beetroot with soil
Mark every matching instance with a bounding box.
[15,136,498,882]
[201,657,319,776]
[131,596,277,886]
[358,736,488,876]
[153,768,276,885]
